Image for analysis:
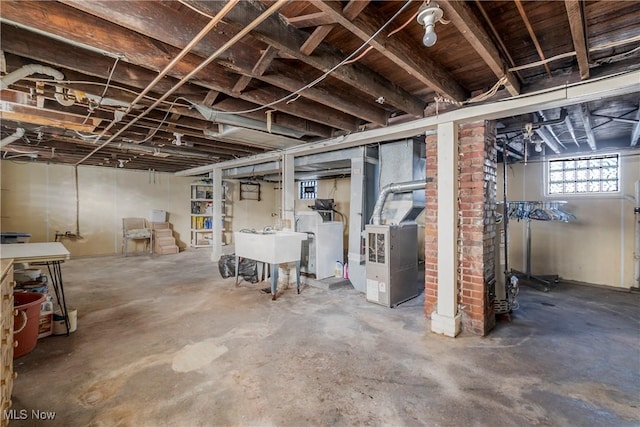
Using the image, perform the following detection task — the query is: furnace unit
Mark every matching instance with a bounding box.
[365,223,419,307]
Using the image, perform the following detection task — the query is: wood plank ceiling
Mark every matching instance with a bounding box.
[1,1,639,172]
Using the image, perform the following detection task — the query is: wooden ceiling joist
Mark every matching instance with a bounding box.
[2,1,352,133]
[514,0,552,77]
[440,1,520,96]
[182,0,426,117]
[0,29,331,138]
[300,0,370,56]
[59,0,386,126]
[313,1,468,103]
[564,0,590,80]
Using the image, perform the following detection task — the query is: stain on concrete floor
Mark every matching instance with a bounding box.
[8,250,640,426]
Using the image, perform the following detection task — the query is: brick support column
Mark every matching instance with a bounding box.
[424,133,438,316]
[424,120,498,336]
[458,120,497,335]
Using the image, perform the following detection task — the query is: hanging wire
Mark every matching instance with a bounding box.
[81,55,122,125]
[180,0,415,115]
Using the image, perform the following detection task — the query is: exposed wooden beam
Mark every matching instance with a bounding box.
[59,0,385,125]
[514,0,552,77]
[439,1,520,96]
[473,0,524,83]
[564,0,590,80]
[1,27,331,138]
[252,46,279,76]
[2,2,347,132]
[231,75,253,95]
[183,0,426,117]
[342,0,371,20]
[313,1,467,102]
[232,46,279,94]
[299,1,370,56]
[631,107,640,147]
[286,11,337,28]
[579,104,597,151]
[165,113,182,132]
[202,90,220,107]
[300,25,334,56]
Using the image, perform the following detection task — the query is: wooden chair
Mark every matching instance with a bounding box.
[122,218,153,256]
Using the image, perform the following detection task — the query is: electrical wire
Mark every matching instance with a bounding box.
[81,55,122,125]
[180,0,415,115]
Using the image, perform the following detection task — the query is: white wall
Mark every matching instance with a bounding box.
[498,153,639,288]
[0,161,193,256]
[223,179,279,241]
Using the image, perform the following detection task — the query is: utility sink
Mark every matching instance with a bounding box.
[234,231,307,264]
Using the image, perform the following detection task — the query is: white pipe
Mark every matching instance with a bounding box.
[0,127,25,148]
[0,64,75,106]
[371,180,425,225]
[634,180,640,287]
[0,64,63,89]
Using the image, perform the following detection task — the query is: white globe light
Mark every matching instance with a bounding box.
[423,25,437,47]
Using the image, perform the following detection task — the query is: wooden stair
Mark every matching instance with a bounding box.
[151,222,179,255]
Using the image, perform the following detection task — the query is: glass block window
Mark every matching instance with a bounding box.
[299,180,318,199]
[547,154,619,195]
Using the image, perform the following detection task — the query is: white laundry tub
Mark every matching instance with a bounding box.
[234,231,307,264]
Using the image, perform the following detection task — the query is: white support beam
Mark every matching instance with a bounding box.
[211,167,223,262]
[281,153,295,230]
[631,107,640,147]
[535,126,562,154]
[580,104,597,151]
[431,121,461,337]
[564,114,580,147]
[176,70,640,176]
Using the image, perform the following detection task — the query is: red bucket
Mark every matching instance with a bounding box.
[14,292,46,359]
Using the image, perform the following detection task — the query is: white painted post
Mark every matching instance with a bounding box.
[431,121,461,337]
[281,154,295,231]
[210,167,223,262]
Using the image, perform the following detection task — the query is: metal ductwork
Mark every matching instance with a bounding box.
[0,64,74,106]
[0,127,25,148]
[371,180,425,225]
[194,104,305,139]
[114,141,218,160]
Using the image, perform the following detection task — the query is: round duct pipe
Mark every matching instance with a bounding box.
[371,180,425,225]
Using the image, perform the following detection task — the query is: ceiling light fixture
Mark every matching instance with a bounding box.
[173,132,183,146]
[534,141,543,153]
[416,2,443,47]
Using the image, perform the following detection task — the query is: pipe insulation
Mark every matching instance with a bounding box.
[0,64,74,106]
[0,127,25,148]
[635,180,640,287]
[371,180,425,225]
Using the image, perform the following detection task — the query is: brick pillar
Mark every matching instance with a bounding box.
[424,121,497,336]
[424,133,438,316]
[458,120,497,335]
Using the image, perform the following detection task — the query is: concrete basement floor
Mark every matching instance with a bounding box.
[9,250,640,427]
